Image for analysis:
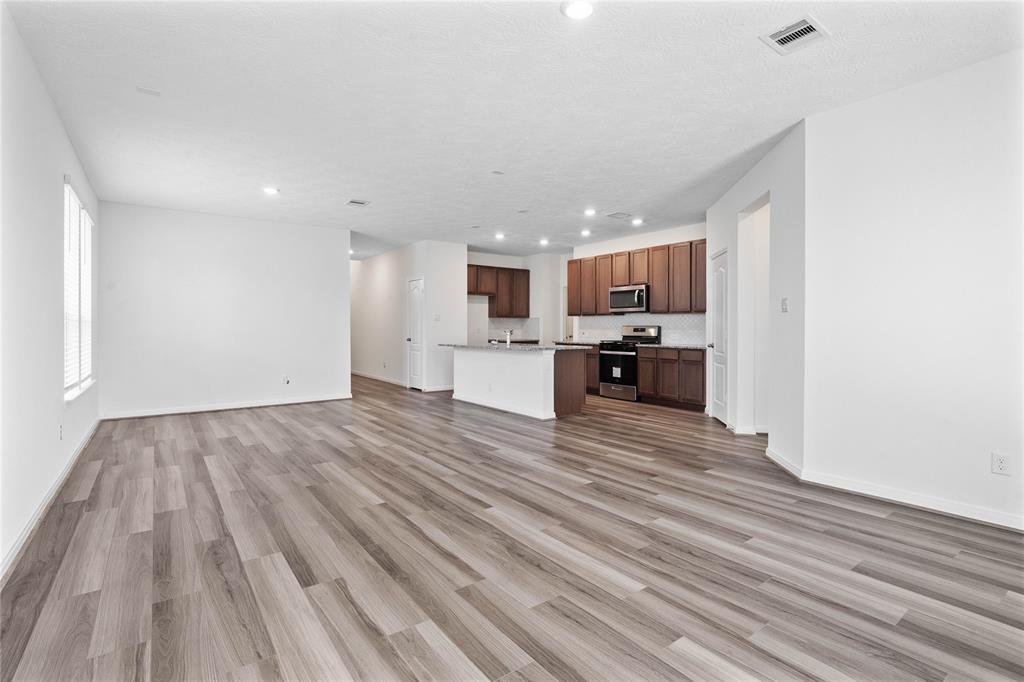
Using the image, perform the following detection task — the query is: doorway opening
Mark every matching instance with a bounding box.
[736,194,771,435]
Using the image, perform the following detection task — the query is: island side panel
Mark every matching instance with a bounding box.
[553,350,586,417]
[452,348,556,419]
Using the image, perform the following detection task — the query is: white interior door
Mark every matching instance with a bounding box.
[711,252,728,424]
[407,279,424,390]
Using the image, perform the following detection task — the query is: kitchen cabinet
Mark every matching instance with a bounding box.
[477,266,497,296]
[567,259,581,316]
[467,264,479,294]
[691,239,707,313]
[585,347,600,393]
[680,350,704,403]
[496,269,515,317]
[596,254,612,315]
[656,348,680,400]
[669,242,692,313]
[513,268,530,318]
[612,251,630,287]
[649,245,669,313]
[580,257,597,315]
[638,349,657,397]
[630,249,648,285]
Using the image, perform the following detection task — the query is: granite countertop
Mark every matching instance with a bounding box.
[645,343,707,350]
[554,340,598,346]
[487,338,540,344]
[440,343,586,352]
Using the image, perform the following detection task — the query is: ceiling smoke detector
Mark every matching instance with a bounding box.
[347,199,370,207]
[606,212,632,221]
[760,16,828,55]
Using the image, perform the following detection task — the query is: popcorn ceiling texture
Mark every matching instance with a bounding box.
[9,2,1021,258]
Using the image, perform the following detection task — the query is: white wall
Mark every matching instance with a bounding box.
[1,7,100,565]
[99,202,351,417]
[802,50,1023,529]
[736,200,771,434]
[706,123,807,474]
[352,241,467,391]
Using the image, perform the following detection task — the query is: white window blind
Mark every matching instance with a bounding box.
[64,182,93,397]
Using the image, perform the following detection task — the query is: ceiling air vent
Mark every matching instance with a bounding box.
[760,15,828,55]
[347,199,370,207]
[606,212,632,221]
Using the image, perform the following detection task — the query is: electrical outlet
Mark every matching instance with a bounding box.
[991,452,1010,476]
[59,424,63,441]
[780,297,789,313]
[383,362,388,369]
[282,375,291,385]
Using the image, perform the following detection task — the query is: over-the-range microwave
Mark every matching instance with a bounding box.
[608,284,648,313]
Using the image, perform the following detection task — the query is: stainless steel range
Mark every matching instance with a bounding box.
[599,325,661,401]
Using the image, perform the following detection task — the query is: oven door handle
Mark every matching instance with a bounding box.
[600,350,637,356]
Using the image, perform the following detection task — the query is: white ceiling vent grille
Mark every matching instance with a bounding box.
[760,16,828,55]
[347,199,370,206]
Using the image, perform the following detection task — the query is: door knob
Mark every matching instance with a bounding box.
[707,343,714,348]
[406,338,412,342]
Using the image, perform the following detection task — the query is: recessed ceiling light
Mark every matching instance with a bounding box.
[561,1,593,20]
[631,218,644,226]
[263,187,279,195]
[581,229,591,237]
[348,249,354,255]
[495,233,505,240]
[584,208,596,217]
[540,238,549,246]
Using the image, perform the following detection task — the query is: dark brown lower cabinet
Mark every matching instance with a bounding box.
[681,351,705,403]
[585,348,600,393]
[638,352,656,397]
[656,349,680,400]
[554,350,586,417]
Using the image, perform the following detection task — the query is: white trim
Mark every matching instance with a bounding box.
[1,420,99,582]
[451,393,555,420]
[352,370,406,387]
[102,393,352,420]
[423,385,454,393]
[731,424,760,435]
[765,446,803,479]
[801,468,1024,532]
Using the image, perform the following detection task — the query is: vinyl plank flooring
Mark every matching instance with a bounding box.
[2,375,1021,681]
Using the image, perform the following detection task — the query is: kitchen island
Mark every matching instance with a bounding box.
[439,344,587,419]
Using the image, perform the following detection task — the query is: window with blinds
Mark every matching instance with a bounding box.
[64,183,93,398]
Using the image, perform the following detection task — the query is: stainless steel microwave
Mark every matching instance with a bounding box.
[608,284,648,313]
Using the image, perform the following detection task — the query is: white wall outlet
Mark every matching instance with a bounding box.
[780,297,789,313]
[383,361,387,369]
[991,452,1010,476]
[434,313,441,322]
[59,424,63,441]
[282,375,291,385]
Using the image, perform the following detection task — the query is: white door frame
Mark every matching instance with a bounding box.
[407,278,424,390]
[710,249,728,426]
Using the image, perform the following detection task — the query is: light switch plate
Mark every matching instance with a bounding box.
[781,297,789,313]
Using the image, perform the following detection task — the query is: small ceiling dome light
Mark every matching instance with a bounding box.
[495,232,505,240]
[263,187,279,195]
[561,1,593,19]
[540,238,549,246]
[581,229,591,237]
[349,249,354,255]
[631,217,643,226]
[584,208,596,217]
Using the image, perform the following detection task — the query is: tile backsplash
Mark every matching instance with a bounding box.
[489,317,540,340]
[573,313,706,345]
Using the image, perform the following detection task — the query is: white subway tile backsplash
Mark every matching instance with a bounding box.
[573,313,706,345]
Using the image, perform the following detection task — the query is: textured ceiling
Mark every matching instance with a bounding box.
[8,1,1022,257]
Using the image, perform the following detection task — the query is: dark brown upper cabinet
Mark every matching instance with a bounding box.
[580,257,597,315]
[691,239,707,313]
[513,268,530,318]
[630,249,648,285]
[595,255,612,315]
[494,268,515,317]
[669,241,692,313]
[567,259,581,316]
[611,251,630,287]
[648,245,669,313]
[467,264,479,294]
[477,266,497,296]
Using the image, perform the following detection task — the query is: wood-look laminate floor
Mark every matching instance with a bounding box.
[2,376,1022,682]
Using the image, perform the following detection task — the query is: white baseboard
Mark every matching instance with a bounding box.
[423,385,454,393]
[731,424,760,435]
[765,447,803,480]
[801,468,1024,532]
[102,393,352,419]
[451,393,555,420]
[351,370,407,388]
[1,419,99,583]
